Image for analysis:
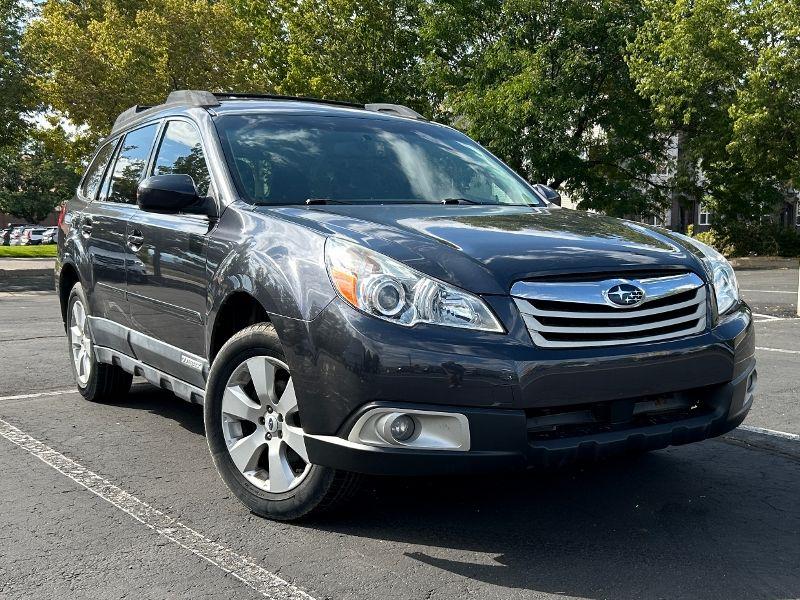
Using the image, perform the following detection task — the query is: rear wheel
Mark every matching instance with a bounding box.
[205,323,359,520]
[67,283,132,402]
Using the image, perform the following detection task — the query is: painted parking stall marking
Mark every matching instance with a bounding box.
[0,417,316,600]
[756,346,800,355]
[0,389,77,402]
[738,425,800,442]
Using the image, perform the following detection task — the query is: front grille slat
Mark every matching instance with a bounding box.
[523,299,705,334]
[512,272,708,349]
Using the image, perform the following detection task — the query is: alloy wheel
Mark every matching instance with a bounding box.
[221,356,311,493]
[70,299,93,386]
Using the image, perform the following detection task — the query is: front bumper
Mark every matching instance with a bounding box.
[278,298,756,475]
[304,354,756,474]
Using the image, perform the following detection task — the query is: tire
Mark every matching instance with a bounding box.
[204,323,360,521]
[66,283,132,402]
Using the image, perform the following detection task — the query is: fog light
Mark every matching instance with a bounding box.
[389,414,415,442]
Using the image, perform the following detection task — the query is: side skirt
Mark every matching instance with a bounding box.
[94,346,206,404]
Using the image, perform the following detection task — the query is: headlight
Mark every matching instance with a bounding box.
[674,234,740,314]
[325,238,504,332]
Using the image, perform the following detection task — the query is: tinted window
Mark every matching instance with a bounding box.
[106,124,158,203]
[80,141,116,200]
[152,121,212,195]
[215,114,545,207]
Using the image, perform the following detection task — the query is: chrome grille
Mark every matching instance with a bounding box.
[512,272,707,349]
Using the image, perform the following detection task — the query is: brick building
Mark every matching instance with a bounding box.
[0,207,61,228]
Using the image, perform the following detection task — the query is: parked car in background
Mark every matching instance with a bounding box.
[41,226,59,244]
[20,227,46,246]
[8,225,32,246]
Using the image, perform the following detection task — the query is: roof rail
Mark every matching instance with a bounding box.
[110,90,425,135]
[212,92,364,109]
[364,103,426,121]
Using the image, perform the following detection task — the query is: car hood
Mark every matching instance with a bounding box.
[261,204,705,295]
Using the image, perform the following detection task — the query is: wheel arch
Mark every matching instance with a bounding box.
[208,290,272,363]
[58,261,81,328]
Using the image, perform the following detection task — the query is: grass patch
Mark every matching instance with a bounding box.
[0,245,58,258]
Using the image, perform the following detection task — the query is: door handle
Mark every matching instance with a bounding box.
[127,229,144,250]
[81,219,93,237]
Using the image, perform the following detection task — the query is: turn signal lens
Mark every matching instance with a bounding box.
[330,267,358,306]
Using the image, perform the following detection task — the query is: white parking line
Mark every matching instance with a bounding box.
[751,313,788,321]
[738,425,800,442]
[0,417,315,600]
[0,389,77,401]
[756,346,800,355]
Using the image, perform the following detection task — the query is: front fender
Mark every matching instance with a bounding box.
[205,204,336,351]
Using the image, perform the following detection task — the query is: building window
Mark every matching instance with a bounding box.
[698,203,712,226]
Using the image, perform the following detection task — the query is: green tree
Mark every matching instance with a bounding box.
[421,0,671,217]
[0,127,81,223]
[280,0,427,110]
[628,0,790,229]
[0,0,30,148]
[728,0,800,186]
[23,0,272,132]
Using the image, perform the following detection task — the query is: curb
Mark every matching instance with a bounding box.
[729,257,799,270]
[0,268,54,279]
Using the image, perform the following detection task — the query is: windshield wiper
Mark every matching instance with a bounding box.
[305,198,353,205]
[440,197,489,205]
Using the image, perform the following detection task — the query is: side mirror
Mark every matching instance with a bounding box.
[534,183,561,206]
[137,174,215,216]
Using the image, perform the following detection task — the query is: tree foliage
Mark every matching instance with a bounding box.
[728,0,800,185]
[281,0,426,110]
[11,0,800,232]
[628,0,795,227]
[0,0,30,148]
[23,0,270,132]
[420,0,672,216]
[0,125,82,222]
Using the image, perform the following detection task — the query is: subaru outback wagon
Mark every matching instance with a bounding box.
[57,90,756,520]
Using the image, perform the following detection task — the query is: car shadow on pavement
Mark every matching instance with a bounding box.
[113,383,798,599]
[116,382,206,436]
[313,445,799,600]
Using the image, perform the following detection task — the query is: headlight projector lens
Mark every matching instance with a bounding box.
[367,276,406,317]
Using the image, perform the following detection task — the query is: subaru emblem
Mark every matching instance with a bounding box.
[605,283,646,307]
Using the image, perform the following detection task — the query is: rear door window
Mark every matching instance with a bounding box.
[80,141,117,200]
[105,124,159,204]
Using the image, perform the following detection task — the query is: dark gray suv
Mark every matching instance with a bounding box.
[57,90,756,520]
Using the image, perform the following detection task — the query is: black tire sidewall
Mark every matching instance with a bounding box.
[204,324,337,519]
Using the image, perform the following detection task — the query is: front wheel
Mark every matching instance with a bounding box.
[204,323,359,521]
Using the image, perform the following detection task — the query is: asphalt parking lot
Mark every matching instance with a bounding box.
[0,268,798,600]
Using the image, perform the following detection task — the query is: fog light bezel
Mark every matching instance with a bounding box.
[347,407,471,451]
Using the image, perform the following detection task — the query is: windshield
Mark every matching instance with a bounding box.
[214,113,545,207]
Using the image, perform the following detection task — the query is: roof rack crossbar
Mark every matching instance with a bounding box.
[212,92,364,109]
